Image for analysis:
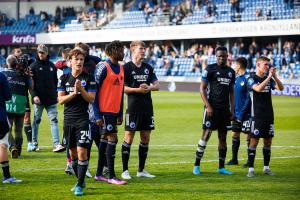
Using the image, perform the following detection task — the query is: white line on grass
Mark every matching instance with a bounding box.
[39,145,300,148]
[15,155,300,172]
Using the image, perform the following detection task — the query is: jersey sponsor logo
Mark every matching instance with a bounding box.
[144,68,149,75]
[107,124,113,131]
[81,80,86,87]
[6,77,12,81]
[202,70,208,78]
[254,129,259,135]
[90,81,96,85]
[217,77,231,85]
[228,72,232,78]
[130,122,136,129]
[133,74,148,82]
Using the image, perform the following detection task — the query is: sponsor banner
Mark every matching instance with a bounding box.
[0,34,36,45]
[272,84,300,97]
[37,19,300,44]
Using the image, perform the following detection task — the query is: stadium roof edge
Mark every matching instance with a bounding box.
[36,19,300,44]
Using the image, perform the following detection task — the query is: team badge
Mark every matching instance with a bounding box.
[132,71,136,75]
[130,122,136,129]
[240,81,245,86]
[254,129,259,135]
[144,68,149,74]
[50,67,53,71]
[228,72,232,78]
[205,121,211,128]
[107,124,113,131]
[81,80,86,87]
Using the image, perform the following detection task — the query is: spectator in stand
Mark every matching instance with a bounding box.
[255,8,263,20]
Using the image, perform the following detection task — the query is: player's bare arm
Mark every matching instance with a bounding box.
[200,80,213,117]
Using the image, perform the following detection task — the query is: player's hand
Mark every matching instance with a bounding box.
[33,96,41,104]
[206,105,213,117]
[117,116,123,125]
[268,67,275,78]
[96,119,104,127]
[272,67,277,77]
[139,84,150,94]
[75,80,82,91]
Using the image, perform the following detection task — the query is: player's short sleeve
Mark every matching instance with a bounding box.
[230,69,236,86]
[149,65,158,83]
[57,74,66,92]
[201,66,212,83]
[86,74,97,92]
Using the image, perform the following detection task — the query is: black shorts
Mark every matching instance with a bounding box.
[102,115,118,134]
[63,122,91,148]
[250,119,274,138]
[232,118,251,134]
[202,107,230,132]
[125,113,155,131]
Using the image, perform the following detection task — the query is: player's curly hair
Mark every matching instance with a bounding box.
[105,40,123,57]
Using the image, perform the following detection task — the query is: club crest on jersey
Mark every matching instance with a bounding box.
[240,81,245,86]
[228,72,232,78]
[107,124,113,131]
[254,129,259,135]
[81,80,86,87]
[132,71,136,75]
[144,68,149,75]
[130,122,136,129]
[50,67,53,71]
[205,121,211,128]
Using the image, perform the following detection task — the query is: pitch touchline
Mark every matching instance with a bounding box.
[39,145,300,148]
[14,156,300,172]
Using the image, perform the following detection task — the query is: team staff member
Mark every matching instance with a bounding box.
[246,56,283,178]
[121,41,159,180]
[93,40,127,185]
[0,71,22,184]
[193,46,235,175]
[57,48,96,195]
[227,57,251,166]
[30,44,65,152]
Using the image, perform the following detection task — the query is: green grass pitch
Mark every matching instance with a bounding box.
[1,92,299,200]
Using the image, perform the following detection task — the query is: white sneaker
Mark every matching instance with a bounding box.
[86,168,92,178]
[53,144,66,152]
[121,170,132,180]
[136,170,155,178]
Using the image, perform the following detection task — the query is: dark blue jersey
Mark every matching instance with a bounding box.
[234,74,250,121]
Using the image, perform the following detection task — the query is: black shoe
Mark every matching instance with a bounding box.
[226,159,238,165]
